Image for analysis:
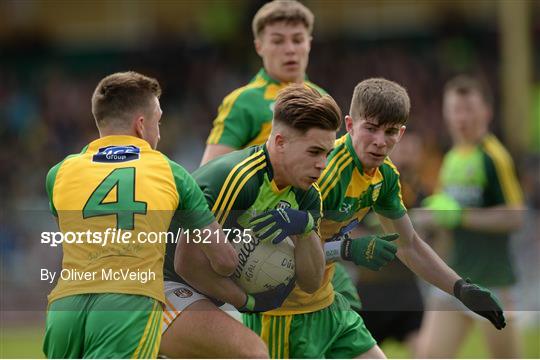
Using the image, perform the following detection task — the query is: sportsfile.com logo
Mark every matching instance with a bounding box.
[92,145,140,163]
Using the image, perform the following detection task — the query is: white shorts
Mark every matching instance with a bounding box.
[162,281,242,333]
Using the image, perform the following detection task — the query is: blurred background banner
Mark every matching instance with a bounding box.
[1,0,538,358]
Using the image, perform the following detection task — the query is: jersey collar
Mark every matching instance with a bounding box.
[254,68,309,86]
[87,135,152,153]
[261,143,292,193]
[344,133,367,175]
[261,143,274,180]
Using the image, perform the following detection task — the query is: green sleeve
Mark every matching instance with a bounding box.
[166,158,215,230]
[46,162,63,217]
[373,165,407,219]
[208,91,254,148]
[297,186,323,232]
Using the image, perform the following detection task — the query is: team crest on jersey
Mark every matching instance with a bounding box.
[92,145,140,163]
[276,201,291,210]
[371,183,382,202]
[173,287,193,298]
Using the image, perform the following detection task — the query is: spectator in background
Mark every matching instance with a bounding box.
[415,75,524,358]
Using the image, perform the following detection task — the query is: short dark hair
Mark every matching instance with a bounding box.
[273,84,342,132]
[252,0,314,39]
[443,75,493,106]
[350,78,410,126]
[91,71,161,128]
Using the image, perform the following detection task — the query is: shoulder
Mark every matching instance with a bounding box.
[480,134,516,170]
[380,158,401,179]
[47,147,89,183]
[220,77,268,107]
[159,153,192,181]
[305,81,327,95]
[193,146,266,185]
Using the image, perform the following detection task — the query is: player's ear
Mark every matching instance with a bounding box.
[134,116,145,139]
[254,38,263,56]
[345,115,354,133]
[274,133,287,152]
[397,125,407,142]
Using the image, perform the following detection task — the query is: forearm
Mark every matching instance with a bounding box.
[175,240,246,308]
[292,232,325,293]
[200,144,235,165]
[461,207,524,233]
[198,221,238,276]
[397,232,460,294]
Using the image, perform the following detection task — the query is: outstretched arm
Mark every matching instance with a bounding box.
[378,213,460,294]
[378,213,506,330]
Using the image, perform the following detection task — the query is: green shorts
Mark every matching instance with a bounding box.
[43,293,162,359]
[332,262,362,311]
[243,292,376,358]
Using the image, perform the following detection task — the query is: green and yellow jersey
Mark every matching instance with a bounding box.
[46,135,214,305]
[163,144,323,290]
[206,68,325,149]
[283,134,407,314]
[439,133,523,287]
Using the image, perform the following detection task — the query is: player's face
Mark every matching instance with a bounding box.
[346,115,405,172]
[142,97,162,149]
[280,128,335,190]
[255,22,311,83]
[443,91,491,144]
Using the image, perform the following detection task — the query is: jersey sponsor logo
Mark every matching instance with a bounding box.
[339,202,352,213]
[173,287,193,298]
[92,145,140,163]
[371,182,382,202]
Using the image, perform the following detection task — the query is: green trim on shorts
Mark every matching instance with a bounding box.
[43,293,162,359]
[243,292,376,358]
[332,262,362,311]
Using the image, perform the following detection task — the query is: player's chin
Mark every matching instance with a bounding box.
[300,176,319,190]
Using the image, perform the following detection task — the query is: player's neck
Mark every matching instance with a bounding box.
[363,166,377,176]
[266,142,288,190]
[453,129,488,147]
[266,69,304,84]
[99,127,138,139]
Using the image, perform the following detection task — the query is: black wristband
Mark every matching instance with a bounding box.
[453,278,467,298]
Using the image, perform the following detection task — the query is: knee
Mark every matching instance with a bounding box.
[237,336,269,359]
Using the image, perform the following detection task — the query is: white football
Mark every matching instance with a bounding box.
[230,229,295,293]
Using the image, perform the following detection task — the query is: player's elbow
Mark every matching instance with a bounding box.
[211,249,238,277]
[296,268,324,294]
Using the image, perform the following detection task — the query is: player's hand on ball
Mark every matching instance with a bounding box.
[250,208,315,244]
[238,277,296,312]
[454,278,506,330]
[341,233,399,270]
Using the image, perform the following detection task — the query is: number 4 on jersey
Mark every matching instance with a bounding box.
[83,167,147,230]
